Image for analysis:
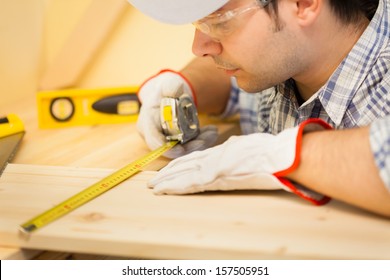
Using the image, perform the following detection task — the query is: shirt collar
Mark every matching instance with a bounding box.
[317,0,389,126]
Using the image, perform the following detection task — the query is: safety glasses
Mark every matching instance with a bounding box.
[193,0,272,41]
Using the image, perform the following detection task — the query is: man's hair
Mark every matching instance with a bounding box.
[328,0,379,22]
[264,0,379,28]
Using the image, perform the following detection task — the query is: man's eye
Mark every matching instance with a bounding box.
[213,21,232,33]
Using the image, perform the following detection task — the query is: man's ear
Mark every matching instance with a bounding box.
[295,0,322,27]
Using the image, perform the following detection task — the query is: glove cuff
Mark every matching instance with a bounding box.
[138,69,198,106]
[274,118,333,205]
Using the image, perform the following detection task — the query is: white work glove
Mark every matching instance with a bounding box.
[137,69,218,159]
[149,119,333,205]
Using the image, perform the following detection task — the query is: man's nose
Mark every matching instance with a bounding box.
[192,29,223,57]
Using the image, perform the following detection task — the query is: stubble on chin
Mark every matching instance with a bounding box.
[212,56,239,71]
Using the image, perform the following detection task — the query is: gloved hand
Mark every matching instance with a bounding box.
[137,69,218,159]
[149,119,332,205]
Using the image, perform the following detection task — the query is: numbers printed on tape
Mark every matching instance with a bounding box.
[19,141,178,235]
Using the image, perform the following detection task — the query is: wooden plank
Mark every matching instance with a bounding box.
[0,93,241,259]
[0,247,41,260]
[0,164,389,259]
[39,0,128,90]
[32,251,133,260]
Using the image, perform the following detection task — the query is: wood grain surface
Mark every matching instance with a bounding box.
[0,93,241,259]
[1,163,389,260]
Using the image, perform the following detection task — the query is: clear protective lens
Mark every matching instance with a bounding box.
[193,0,271,41]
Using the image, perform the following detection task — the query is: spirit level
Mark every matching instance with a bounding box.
[37,86,140,128]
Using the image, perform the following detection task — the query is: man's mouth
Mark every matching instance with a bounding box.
[216,66,239,76]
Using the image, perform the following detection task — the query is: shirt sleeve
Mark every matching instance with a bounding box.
[217,77,240,119]
[369,115,390,193]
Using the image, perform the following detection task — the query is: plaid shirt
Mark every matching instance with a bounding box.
[221,0,390,193]
[224,0,389,133]
[370,116,390,192]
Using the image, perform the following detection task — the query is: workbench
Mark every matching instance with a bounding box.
[0,94,389,260]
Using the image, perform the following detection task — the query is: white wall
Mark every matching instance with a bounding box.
[0,0,195,108]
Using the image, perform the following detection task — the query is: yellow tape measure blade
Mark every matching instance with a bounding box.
[19,141,178,235]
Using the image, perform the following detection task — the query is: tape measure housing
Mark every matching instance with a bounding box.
[0,114,25,138]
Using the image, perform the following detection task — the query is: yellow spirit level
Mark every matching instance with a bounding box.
[37,86,140,128]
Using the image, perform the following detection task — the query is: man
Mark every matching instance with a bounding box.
[128,0,390,217]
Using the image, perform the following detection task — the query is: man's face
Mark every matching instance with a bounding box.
[192,0,309,93]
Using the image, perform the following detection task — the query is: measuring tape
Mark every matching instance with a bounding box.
[37,86,139,128]
[20,92,200,235]
[19,141,178,235]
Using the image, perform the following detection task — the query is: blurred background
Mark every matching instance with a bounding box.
[0,0,195,108]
